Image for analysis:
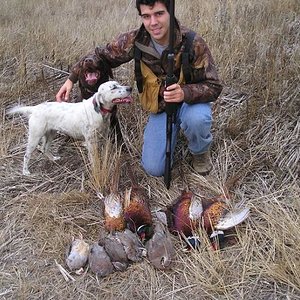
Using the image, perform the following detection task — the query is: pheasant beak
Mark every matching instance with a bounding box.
[161,256,167,268]
[183,236,201,252]
[139,232,146,243]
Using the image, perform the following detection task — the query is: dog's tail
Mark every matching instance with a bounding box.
[6,105,35,117]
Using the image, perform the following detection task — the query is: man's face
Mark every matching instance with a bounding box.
[140,2,170,46]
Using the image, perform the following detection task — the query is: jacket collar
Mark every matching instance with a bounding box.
[134,18,183,56]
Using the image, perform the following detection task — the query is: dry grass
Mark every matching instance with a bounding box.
[1,0,299,299]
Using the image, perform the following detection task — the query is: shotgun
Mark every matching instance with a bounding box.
[164,0,177,189]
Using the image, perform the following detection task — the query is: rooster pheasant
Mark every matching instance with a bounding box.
[123,164,154,243]
[164,190,250,250]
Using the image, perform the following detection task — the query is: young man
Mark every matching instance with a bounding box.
[56,0,222,177]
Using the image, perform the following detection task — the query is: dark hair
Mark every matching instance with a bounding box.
[136,0,170,15]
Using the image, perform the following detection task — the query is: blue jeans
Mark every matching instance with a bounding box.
[141,102,212,176]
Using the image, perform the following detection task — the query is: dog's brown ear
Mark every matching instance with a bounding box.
[106,63,113,79]
[98,55,114,79]
[108,66,113,79]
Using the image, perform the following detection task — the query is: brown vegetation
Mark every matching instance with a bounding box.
[1,0,299,299]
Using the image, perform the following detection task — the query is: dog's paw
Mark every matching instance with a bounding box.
[36,145,44,153]
[45,152,61,161]
[23,169,31,176]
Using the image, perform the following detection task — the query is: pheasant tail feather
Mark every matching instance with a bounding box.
[215,207,250,230]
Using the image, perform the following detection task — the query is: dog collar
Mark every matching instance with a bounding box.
[93,97,113,115]
[100,105,113,115]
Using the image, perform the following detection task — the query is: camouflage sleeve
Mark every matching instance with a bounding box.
[94,30,137,68]
[181,35,223,104]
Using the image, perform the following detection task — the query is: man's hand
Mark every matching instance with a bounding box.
[164,83,184,103]
[56,79,74,102]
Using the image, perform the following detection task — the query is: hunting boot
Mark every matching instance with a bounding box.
[191,151,212,176]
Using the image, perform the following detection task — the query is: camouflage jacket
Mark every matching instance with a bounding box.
[69,20,223,113]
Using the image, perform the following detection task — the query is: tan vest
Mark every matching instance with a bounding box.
[138,61,185,113]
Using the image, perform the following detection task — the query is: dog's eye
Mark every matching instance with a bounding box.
[111,85,118,90]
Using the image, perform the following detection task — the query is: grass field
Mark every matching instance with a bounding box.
[1,0,299,299]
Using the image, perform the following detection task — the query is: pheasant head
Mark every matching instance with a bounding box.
[165,190,203,250]
[124,187,153,242]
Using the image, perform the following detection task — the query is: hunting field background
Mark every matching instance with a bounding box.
[0,0,299,299]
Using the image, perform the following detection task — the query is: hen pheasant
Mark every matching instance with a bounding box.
[145,219,176,270]
[65,234,90,274]
[89,242,114,277]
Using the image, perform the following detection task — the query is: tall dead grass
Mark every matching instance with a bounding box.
[0,0,299,299]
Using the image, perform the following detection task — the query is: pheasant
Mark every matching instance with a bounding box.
[123,164,154,243]
[164,190,250,250]
[99,163,145,271]
[89,242,114,277]
[124,187,154,242]
[201,192,250,248]
[145,219,176,270]
[65,234,90,274]
[165,190,203,250]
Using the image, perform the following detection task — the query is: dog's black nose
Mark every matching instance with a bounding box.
[127,87,133,92]
[84,58,94,64]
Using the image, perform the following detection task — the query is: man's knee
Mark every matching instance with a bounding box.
[181,113,212,136]
[180,103,212,128]
[189,110,212,126]
[141,159,164,177]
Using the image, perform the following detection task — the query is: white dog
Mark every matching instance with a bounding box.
[7,81,132,175]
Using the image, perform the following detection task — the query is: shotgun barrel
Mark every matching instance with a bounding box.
[164,0,177,189]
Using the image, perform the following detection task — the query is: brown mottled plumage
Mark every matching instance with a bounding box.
[115,229,145,262]
[146,221,176,270]
[65,235,90,273]
[102,235,129,271]
[202,201,228,234]
[89,243,114,277]
[103,193,126,232]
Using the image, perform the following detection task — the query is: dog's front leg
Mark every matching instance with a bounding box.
[23,151,31,176]
[85,134,98,169]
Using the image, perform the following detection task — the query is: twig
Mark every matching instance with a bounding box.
[54,260,76,282]
[121,0,134,25]
[0,233,22,251]
[42,64,70,75]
